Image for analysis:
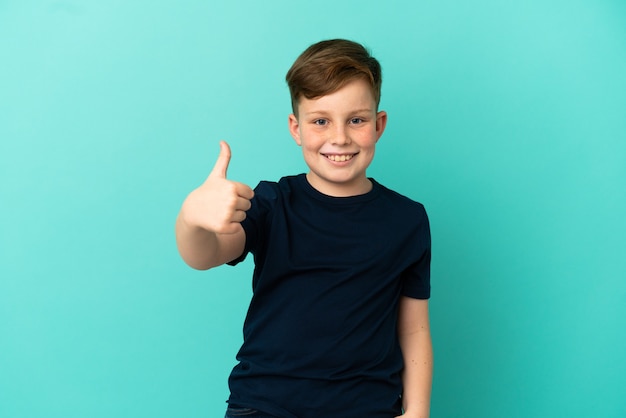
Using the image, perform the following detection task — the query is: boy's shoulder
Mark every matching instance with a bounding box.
[246,175,303,209]
[254,174,302,194]
[371,179,426,209]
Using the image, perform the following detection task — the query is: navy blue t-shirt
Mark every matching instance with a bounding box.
[227,174,431,418]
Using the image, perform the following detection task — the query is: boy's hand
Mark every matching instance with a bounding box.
[180,141,254,235]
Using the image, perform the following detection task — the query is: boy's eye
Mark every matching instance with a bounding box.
[350,118,364,124]
[314,119,328,126]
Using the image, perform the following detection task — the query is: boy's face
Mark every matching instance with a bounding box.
[288,78,387,197]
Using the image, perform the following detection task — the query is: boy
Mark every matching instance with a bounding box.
[175,39,432,418]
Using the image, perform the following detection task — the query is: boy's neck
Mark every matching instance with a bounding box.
[305,172,373,197]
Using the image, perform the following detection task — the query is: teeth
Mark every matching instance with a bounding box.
[326,154,354,162]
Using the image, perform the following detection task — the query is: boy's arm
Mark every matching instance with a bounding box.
[396,296,433,418]
[175,216,245,270]
[175,141,254,270]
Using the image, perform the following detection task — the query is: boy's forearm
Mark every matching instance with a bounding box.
[399,329,433,417]
[397,297,433,417]
[175,214,221,270]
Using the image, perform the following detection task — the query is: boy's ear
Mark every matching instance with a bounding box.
[288,114,302,145]
[375,110,388,141]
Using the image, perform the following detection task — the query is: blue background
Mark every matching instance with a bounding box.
[1,1,625,417]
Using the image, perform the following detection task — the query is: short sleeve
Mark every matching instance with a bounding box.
[227,181,277,266]
[400,205,431,299]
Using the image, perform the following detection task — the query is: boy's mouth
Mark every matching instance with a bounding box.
[322,153,357,162]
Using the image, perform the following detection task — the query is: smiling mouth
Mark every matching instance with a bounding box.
[323,153,357,162]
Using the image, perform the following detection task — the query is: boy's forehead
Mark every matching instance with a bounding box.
[297,79,377,114]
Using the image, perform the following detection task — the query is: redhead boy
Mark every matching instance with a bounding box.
[175,39,432,418]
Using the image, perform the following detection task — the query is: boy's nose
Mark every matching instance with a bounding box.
[331,126,351,145]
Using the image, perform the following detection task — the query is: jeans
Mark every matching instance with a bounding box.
[224,405,280,418]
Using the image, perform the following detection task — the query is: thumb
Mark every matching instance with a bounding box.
[209,140,231,179]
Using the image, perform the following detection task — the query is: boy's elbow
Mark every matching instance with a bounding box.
[186,260,213,271]
[176,246,218,271]
[180,254,220,271]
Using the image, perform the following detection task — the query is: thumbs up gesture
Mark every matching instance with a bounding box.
[180,141,254,235]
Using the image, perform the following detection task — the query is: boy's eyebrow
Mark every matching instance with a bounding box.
[304,108,374,117]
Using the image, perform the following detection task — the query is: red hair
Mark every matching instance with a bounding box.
[286,39,382,116]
